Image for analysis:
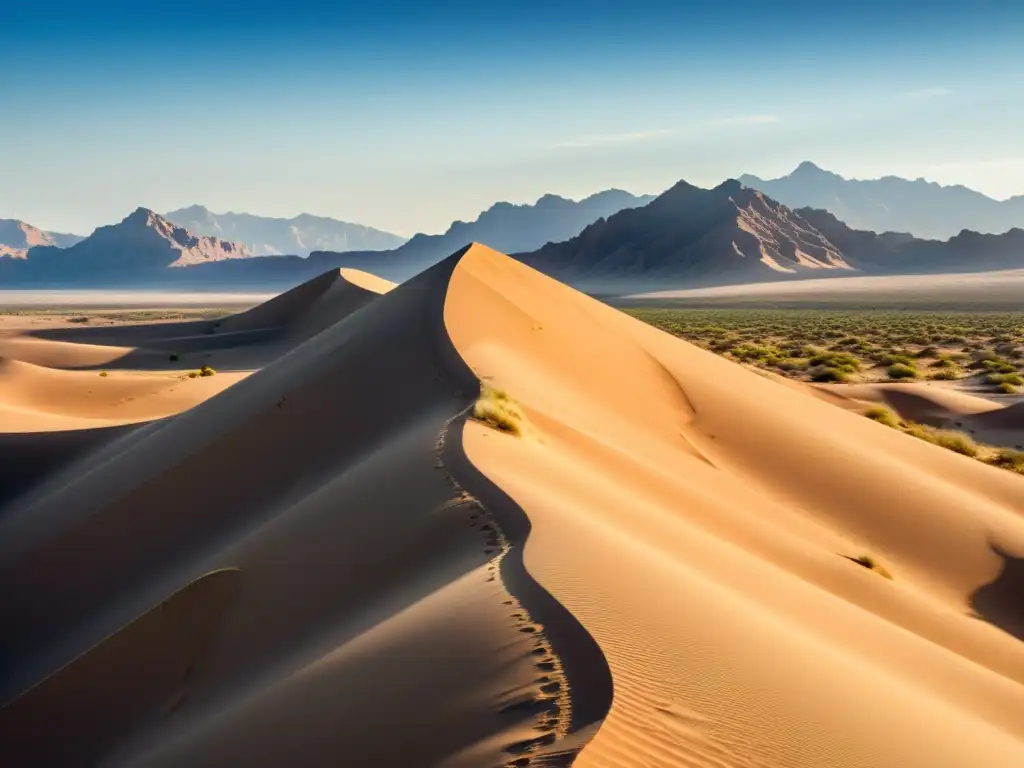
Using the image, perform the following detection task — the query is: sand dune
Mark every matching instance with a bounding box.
[1,247,1022,766]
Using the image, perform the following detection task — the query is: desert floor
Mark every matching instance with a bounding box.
[0,249,1021,767]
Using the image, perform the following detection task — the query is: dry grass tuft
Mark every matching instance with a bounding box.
[472,383,526,436]
[864,405,901,428]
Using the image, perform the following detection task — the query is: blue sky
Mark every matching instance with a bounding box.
[3,1,1023,236]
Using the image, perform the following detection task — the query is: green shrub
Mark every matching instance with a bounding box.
[999,381,1018,394]
[988,448,1024,472]
[878,352,915,367]
[933,430,979,457]
[864,406,901,428]
[809,365,849,383]
[930,369,960,381]
[887,363,917,379]
[99,371,108,378]
[199,365,216,377]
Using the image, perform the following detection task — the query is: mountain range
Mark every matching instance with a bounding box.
[3,180,1023,291]
[518,180,853,288]
[740,162,1024,241]
[162,205,407,256]
[312,189,656,280]
[0,190,654,287]
[0,220,84,258]
[516,182,1024,291]
[2,208,251,284]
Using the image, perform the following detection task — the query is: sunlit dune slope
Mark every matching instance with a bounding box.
[447,245,1024,768]
[0,357,246,431]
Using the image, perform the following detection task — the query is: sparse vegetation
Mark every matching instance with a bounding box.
[886,363,918,380]
[864,405,900,428]
[199,365,216,377]
[472,383,525,436]
[625,308,1024,386]
[987,448,1024,474]
[99,371,108,377]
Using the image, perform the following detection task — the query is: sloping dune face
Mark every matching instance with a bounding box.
[446,246,1024,767]
[0,252,601,766]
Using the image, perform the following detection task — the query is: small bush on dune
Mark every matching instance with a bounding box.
[886,363,917,380]
[986,372,1023,387]
[929,369,960,381]
[932,430,979,457]
[864,406,901,428]
[99,371,108,377]
[472,383,525,436]
[809,365,849,383]
[199,365,216,377]
[988,448,1024,473]
[999,381,1018,394]
[169,353,180,362]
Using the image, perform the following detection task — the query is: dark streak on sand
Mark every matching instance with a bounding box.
[425,247,614,764]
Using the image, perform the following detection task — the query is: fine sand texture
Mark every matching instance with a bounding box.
[1,247,1022,767]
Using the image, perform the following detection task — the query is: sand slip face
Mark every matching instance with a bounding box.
[447,245,1024,767]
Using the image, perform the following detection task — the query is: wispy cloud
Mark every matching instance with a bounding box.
[556,129,674,149]
[904,87,951,99]
[709,115,781,126]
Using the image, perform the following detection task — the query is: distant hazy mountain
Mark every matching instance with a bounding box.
[163,205,406,257]
[517,180,854,289]
[6,208,252,283]
[6,186,1022,290]
[0,219,58,258]
[796,207,1024,275]
[739,162,1024,240]
[0,219,85,258]
[312,189,656,281]
[44,231,86,248]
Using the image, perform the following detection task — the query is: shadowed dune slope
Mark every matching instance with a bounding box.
[0,269,396,507]
[0,250,605,767]
[4,269,395,374]
[447,245,1024,768]
[217,267,395,339]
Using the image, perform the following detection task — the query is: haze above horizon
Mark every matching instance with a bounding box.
[3,0,1023,236]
